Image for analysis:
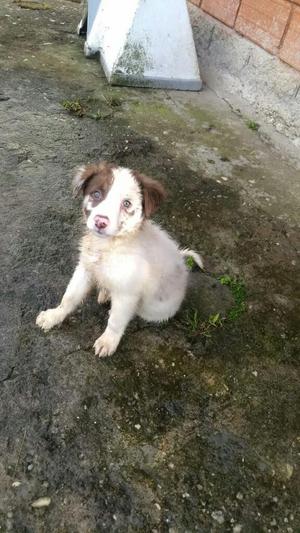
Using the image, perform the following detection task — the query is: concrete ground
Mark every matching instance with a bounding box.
[0,1,299,532]
[189,4,300,160]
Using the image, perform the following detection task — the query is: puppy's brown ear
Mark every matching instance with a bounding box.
[133,172,166,217]
[73,165,97,197]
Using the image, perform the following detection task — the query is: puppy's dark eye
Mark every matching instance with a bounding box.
[123,199,132,209]
[91,190,102,200]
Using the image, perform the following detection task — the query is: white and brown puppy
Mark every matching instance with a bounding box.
[36,162,203,357]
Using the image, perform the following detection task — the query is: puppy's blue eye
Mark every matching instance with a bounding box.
[123,199,131,208]
[92,190,102,200]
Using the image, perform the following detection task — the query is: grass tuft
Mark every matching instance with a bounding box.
[61,97,118,120]
[62,99,86,117]
[246,120,259,131]
[185,256,196,270]
[182,310,224,337]
[218,275,246,320]
[181,275,246,339]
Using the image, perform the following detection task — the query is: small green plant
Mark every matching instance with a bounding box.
[62,98,115,121]
[93,111,103,121]
[185,256,196,270]
[184,309,201,332]
[62,99,86,117]
[203,313,224,336]
[86,110,104,121]
[182,310,224,337]
[246,120,259,131]
[103,94,122,108]
[208,313,223,327]
[219,275,246,320]
[88,109,113,120]
[181,275,246,340]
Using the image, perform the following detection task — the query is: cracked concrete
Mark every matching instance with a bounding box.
[0,1,299,531]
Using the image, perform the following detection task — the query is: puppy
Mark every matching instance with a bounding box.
[36,162,203,357]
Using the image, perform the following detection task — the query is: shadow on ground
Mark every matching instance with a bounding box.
[0,1,299,531]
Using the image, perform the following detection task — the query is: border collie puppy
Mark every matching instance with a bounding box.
[36,162,203,357]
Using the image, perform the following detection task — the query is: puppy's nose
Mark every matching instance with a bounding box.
[94,215,109,230]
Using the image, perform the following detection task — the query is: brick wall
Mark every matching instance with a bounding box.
[189,0,300,71]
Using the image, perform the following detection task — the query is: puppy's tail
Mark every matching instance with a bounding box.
[180,248,204,270]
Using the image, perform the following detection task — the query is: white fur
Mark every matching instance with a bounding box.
[36,166,203,357]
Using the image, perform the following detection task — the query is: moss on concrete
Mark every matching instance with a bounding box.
[116,41,152,77]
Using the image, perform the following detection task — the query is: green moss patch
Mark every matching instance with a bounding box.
[61,97,119,120]
[219,275,247,320]
[246,120,259,131]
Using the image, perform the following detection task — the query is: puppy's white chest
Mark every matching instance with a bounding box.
[86,252,100,264]
[91,252,122,289]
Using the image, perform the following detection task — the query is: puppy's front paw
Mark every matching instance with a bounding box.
[94,331,119,358]
[36,308,63,331]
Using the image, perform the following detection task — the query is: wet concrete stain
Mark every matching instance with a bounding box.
[0,1,299,532]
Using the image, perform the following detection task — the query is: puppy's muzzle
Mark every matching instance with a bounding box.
[94,215,109,230]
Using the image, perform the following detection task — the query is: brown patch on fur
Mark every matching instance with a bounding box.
[133,172,166,217]
[73,161,116,197]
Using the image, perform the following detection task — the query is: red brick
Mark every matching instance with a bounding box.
[280,7,300,70]
[202,0,241,27]
[235,0,292,54]
[291,0,300,5]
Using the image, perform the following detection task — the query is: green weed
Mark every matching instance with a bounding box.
[103,94,122,107]
[246,120,259,131]
[185,256,196,270]
[62,99,86,117]
[219,275,246,320]
[184,309,200,333]
[181,275,246,339]
[183,310,224,337]
[62,98,116,120]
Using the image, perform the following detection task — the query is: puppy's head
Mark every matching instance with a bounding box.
[73,161,166,238]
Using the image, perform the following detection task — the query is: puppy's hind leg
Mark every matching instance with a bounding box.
[36,263,93,331]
